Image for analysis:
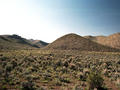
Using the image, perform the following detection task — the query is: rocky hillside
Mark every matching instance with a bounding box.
[84,33,120,49]
[44,33,119,52]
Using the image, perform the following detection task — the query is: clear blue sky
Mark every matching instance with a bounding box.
[0,0,120,42]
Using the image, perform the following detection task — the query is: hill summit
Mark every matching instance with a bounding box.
[44,33,119,52]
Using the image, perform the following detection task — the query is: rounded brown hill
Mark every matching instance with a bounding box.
[84,33,120,49]
[102,33,120,49]
[44,33,119,52]
[84,35,106,42]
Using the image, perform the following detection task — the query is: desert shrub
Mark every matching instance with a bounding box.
[26,75,34,81]
[2,62,7,68]
[87,71,104,90]
[54,78,62,86]
[63,61,69,67]
[61,67,68,73]
[117,60,120,64]
[0,67,3,75]
[5,63,13,72]
[0,56,9,61]
[72,84,83,90]
[0,53,3,56]
[36,87,45,90]
[59,77,70,83]
[21,81,36,90]
[43,73,52,81]
[3,63,13,82]
[105,61,112,66]
[70,64,77,70]
[11,60,17,68]
[9,80,15,85]
[0,85,7,90]
[24,57,34,62]
[79,73,86,81]
[55,60,63,67]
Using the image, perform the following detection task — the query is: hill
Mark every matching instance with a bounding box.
[0,34,47,50]
[29,39,48,48]
[44,33,119,52]
[84,33,120,49]
[84,35,106,42]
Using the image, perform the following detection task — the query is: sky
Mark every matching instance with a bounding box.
[0,0,120,42]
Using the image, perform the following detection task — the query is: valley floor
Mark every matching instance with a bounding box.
[0,50,120,90]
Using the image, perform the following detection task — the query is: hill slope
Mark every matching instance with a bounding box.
[0,34,47,50]
[44,33,119,52]
[84,33,120,49]
[29,39,48,48]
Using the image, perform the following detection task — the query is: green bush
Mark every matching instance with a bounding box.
[87,71,104,90]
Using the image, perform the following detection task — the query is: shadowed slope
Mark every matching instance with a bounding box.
[29,40,48,48]
[0,34,39,50]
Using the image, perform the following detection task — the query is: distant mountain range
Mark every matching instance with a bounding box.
[0,33,120,52]
[0,34,48,50]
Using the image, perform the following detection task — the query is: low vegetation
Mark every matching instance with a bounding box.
[87,70,104,90]
[0,50,120,90]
